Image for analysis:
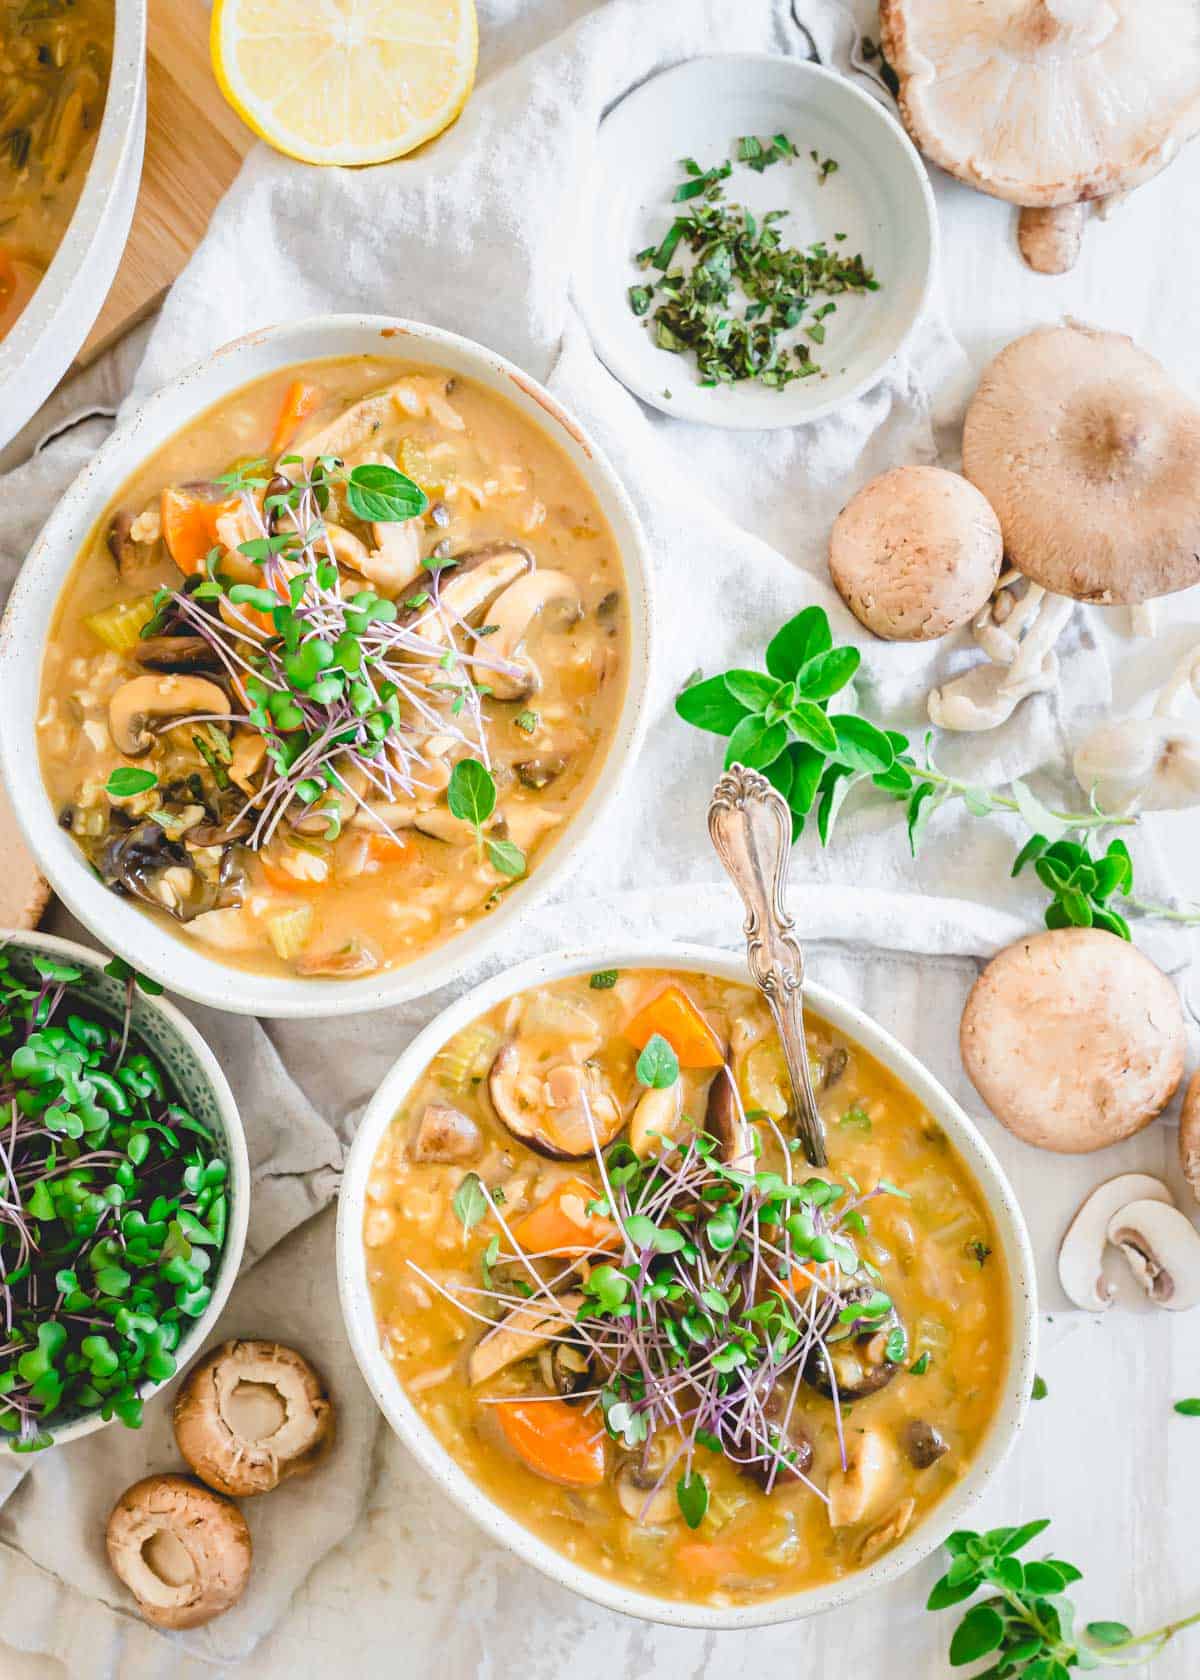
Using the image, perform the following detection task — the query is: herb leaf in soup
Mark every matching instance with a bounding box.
[366,968,1010,1609]
[38,362,628,978]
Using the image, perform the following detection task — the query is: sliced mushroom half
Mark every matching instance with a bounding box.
[616,1461,681,1525]
[411,1102,482,1164]
[1107,1199,1200,1310]
[705,1066,754,1169]
[468,1292,584,1386]
[482,569,582,701]
[134,636,223,675]
[109,674,231,758]
[827,1428,896,1528]
[398,541,533,632]
[629,1081,683,1158]
[803,1282,905,1400]
[106,1474,251,1630]
[488,1041,624,1159]
[1058,1173,1175,1311]
[173,1340,335,1497]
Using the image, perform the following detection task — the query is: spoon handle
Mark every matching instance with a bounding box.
[707,764,828,1168]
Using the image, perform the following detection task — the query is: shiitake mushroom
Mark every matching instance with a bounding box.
[803,1281,906,1401]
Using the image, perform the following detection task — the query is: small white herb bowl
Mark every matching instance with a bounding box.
[0,929,249,1451]
[336,942,1037,1630]
[575,54,937,430]
[0,316,652,1018]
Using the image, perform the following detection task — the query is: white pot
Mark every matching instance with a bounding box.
[0,929,249,1450]
[336,941,1038,1630]
[0,0,147,448]
[0,317,653,1018]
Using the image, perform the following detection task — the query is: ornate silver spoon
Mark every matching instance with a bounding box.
[707,763,827,1167]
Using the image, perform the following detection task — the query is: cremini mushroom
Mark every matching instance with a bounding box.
[962,323,1200,604]
[174,1340,335,1497]
[828,466,1002,642]
[1180,1074,1200,1204]
[481,569,582,700]
[1073,643,1200,813]
[400,541,533,634]
[108,674,231,759]
[1107,1200,1200,1311]
[629,1081,683,1158]
[927,577,1073,733]
[960,928,1186,1152]
[488,1040,624,1159]
[1058,1173,1176,1310]
[827,1427,895,1528]
[704,1066,753,1169]
[468,1293,584,1386]
[0,777,49,929]
[106,1474,251,1630]
[903,1420,948,1471]
[880,1,1200,272]
[615,1461,680,1525]
[412,1102,482,1163]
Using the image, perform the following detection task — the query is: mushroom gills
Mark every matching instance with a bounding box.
[1057,1173,1175,1311]
[487,1040,625,1159]
[1106,1199,1200,1311]
[173,1339,335,1497]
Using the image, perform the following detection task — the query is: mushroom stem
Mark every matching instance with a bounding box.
[1072,640,1200,812]
[1018,203,1087,274]
[928,579,1073,732]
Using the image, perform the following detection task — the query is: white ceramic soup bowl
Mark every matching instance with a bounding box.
[0,316,653,1017]
[0,0,147,449]
[336,941,1038,1630]
[0,929,249,1450]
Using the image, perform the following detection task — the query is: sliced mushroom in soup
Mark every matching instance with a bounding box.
[364,966,1010,1607]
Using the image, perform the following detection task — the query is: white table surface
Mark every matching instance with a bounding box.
[6,125,1200,1680]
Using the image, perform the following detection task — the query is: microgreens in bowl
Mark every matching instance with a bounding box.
[0,949,228,1448]
[414,1047,906,1527]
[676,605,1199,937]
[108,451,529,873]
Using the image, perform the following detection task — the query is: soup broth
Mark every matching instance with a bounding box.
[37,358,629,981]
[365,967,1009,1606]
[0,0,114,337]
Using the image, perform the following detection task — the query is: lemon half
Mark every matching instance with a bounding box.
[211,0,478,167]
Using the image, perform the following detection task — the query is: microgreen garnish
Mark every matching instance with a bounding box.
[631,142,877,389]
[589,970,619,990]
[514,709,539,735]
[414,1080,910,1528]
[928,1520,1200,1672]
[446,760,527,880]
[105,768,158,799]
[0,950,227,1447]
[910,1352,931,1376]
[676,604,1198,937]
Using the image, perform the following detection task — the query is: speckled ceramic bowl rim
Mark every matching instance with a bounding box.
[0,316,653,1018]
[0,0,147,446]
[336,941,1037,1630]
[0,928,249,1449]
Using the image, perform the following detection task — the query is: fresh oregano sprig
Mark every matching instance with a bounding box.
[446,759,526,880]
[676,605,1198,938]
[928,1520,1200,1673]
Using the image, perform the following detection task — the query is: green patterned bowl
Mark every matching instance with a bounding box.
[1,930,248,1450]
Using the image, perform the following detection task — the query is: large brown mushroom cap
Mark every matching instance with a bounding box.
[963,323,1200,604]
[1179,1072,1200,1203]
[960,927,1185,1153]
[829,466,1002,641]
[106,1474,251,1630]
[174,1340,334,1497]
[0,776,49,929]
[880,0,1200,209]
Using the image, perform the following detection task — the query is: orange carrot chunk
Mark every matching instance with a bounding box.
[511,1176,619,1257]
[363,831,418,867]
[623,984,725,1068]
[495,1399,606,1488]
[270,379,324,458]
[161,487,235,577]
[676,1540,744,1582]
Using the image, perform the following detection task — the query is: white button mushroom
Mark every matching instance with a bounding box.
[960,928,1186,1153]
[1106,1200,1200,1310]
[1058,1174,1176,1311]
[880,2,1200,273]
[828,466,1002,642]
[1073,643,1200,813]
[962,323,1200,604]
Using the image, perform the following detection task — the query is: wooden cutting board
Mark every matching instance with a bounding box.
[76,0,254,365]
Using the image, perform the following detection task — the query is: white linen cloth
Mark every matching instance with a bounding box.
[0,0,1197,1674]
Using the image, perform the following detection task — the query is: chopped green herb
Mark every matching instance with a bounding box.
[514,710,539,735]
[1174,1397,1200,1416]
[589,970,619,990]
[105,768,159,799]
[1032,1374,1048,1400]
[910,1352,931,1376]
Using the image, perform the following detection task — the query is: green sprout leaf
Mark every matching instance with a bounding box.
[105,768,158,799]
[452,1173,489,1235]
[636,1034,679,1090]
[345,461,428,523]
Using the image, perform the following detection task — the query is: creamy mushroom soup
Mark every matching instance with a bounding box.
[365,967,1009,1605]
[0,0,114,338]
[37,359,629,980]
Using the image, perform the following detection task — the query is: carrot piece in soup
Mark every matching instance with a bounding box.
[270,379,324,457]
[364,830,417,867]
[160,487,233,576]
[623,984,725,1068]
[676,1540,744,1581]
[511,1176,619,1257]
[495,1399,606,1488]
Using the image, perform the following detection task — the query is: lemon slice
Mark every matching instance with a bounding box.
[211,0,478,167]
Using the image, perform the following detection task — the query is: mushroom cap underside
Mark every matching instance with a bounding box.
[174,1339,334,1497]
[106,1473,251,1629]
[960,927,1185,1152]
[880,0,1200,207]
[962,322,1200,604]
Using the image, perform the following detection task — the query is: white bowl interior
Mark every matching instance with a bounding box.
[0,0,147,448]
[0,317,652,1018]
[575,55,937,430]
[336,942,1037,1630]
[0,929,249,1448]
